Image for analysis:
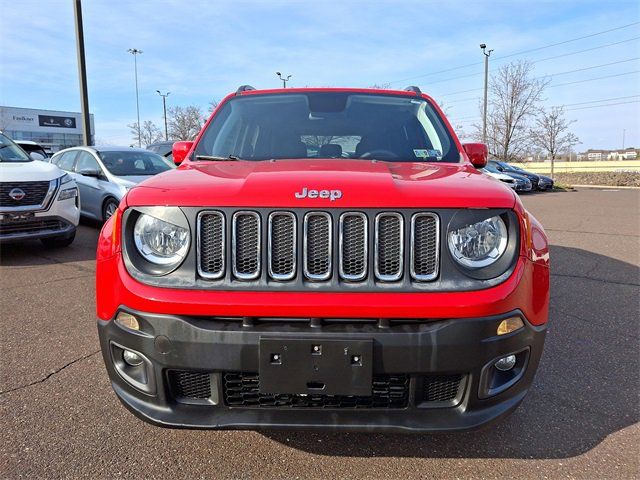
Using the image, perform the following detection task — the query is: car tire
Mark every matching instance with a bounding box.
[102,198,119,222]
[41,230,76,248]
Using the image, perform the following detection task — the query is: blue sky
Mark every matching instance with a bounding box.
[2,0,639,150]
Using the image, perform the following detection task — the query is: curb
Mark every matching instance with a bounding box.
[570,185,640,190]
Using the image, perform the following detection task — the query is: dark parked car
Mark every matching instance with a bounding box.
[489,160,542,190]
[147,141,175,163]
[484,163,532,192]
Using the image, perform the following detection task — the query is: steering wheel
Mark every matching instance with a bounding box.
[359,149,398,159]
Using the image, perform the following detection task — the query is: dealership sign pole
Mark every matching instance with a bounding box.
[73,0,92,146]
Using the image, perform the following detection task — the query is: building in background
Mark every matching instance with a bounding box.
[0,106,94,153]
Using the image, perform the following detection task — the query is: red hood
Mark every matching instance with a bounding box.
[126,159,516,209]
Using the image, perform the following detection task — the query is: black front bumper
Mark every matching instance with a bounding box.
[97,310,546,432]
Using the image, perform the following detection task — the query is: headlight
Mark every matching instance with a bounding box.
[133,214,190,266]
[58,187,78,201]
[60,173,72,185]
[448,215,508,268]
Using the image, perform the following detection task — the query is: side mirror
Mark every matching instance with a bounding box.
[29,151,46,161]
[78,168,101,178]
[463,143,488,168]
[172,141,193,165]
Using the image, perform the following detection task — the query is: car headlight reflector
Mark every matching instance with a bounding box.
[448,215,508,268]
[133,214,189,266]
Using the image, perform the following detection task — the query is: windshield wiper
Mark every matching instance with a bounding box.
[195,154,241,162]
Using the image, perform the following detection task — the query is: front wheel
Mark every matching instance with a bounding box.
[41,231,76,248]
[102,198,119,222]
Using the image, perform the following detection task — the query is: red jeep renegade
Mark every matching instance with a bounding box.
[96,86,549,432]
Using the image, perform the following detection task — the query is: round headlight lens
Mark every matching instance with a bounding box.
[133,214,190,266]
[448,215,508,268]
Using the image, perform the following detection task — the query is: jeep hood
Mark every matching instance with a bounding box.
[126,159,516,209]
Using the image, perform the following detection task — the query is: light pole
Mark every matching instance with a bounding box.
[127,48,143,147]
[156,90,170,141]
[480,44,493,145]
[73,0,92,146]
[276,72,292,88]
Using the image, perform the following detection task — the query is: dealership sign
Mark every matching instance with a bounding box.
[38,115,76,129]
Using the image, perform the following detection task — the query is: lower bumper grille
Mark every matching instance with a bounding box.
[0,219,65,236]
[168,370,213,400]
[167,370,465,409]
[223,372,409,409]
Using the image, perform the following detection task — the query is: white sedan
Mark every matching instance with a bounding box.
[480,167,517,189]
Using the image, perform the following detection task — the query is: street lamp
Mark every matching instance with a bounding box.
[276,72,292,88]
[127,48,143,147]
[156,90,170,141]
[73,0,92,146]
[480,44,493,145]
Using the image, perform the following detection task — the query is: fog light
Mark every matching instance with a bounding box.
[123,350,143,366]
[497,317,524,335]
[494,354,517,371]
[115,312,139,331]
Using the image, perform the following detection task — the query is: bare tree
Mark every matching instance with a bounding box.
[168,105,206,141]
[530,106,580,178]
[369,83,392,89]
[475,60,549,161]
[208,99,219,115]
[128,120,163,147]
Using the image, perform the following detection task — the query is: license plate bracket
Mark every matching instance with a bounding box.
[259,338,373,396]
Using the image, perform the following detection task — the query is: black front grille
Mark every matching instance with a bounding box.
[0,219,64,236]
[411,213,439,280]
[223,372,409,409]
[421,374,463,403]
[198,212,225,279]
[232,212,260,279]
[375,213,403,280]
[340,213,367,280]
[304,213,332,280]
[269,212,296,280]
[168,370,212,400]
[0,181,51,207]
[196,209,440,288]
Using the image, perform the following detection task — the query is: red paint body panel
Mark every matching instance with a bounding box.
[96,253,548,326]
[126,160,516,209]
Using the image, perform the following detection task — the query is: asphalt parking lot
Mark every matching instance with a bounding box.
[1,188,638,479]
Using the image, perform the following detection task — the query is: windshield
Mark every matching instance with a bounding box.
[0,133,32,163]
[98,150,174,176]
[195,93,459,162]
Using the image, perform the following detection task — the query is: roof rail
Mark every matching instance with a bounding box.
[236,85,256,95]
[404,86,422,95]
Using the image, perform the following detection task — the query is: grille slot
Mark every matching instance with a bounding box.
[421,374,463,403]
[232,211,261,280]
[168,370,212,400]
[303,212,332,281]
[411,213,439,281]
[197,211,225,279]
[339,212,368,281]
[223,372,409,409]
[268,212,296,280]
[0,181,52,207]
[375,213,404,281]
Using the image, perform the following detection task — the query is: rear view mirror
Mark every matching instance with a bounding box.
[462,143,488,168]
[78,168,101,178]
[172,141,193,165]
